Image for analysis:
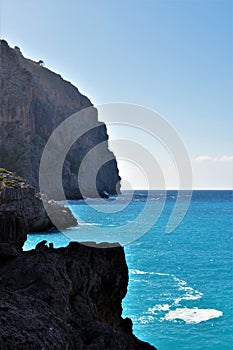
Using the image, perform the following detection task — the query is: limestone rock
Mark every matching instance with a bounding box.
[0,169,77,232]
[0,40,121,199]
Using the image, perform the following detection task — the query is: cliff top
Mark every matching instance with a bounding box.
[0,39,92,108]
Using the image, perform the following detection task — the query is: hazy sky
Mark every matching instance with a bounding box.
[1,0,232,189]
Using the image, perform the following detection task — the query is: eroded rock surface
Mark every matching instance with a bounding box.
[0,169,77,233]
[0,241,156,350]
[0,39,121,199]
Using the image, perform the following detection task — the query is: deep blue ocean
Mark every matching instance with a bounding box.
[24,190,233,350]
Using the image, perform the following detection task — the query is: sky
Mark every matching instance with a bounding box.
[1,0,232,189]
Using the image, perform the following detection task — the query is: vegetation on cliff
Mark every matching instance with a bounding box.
[0,169,77,233]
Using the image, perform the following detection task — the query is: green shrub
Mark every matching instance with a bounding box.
[2,180,16,187]
[0,168,10,173]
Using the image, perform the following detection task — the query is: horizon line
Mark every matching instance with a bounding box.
[120,188,233,191]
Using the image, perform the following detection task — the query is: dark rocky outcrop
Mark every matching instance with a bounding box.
[0,169,77,233]
[0,211,27,256]
[0,172,156,348]
[0,237,156,349]
[0,40,156,349]
[0,39,121,199]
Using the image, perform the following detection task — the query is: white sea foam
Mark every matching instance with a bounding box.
[148,304,171,313]
[155,272,171,276]
[138,315,154,324]
[163,307,223,324]
[172,275,203,305]
[130,269,154,275]
[174,293,202,306]
[130,269,147,275]
[78,222,102,226]
[67,226,80,230]
[130,270,177,279]
[130,272,213,326]
[129,269,173,276]
[145,274,207,324]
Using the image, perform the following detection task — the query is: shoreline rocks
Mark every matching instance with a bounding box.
[0,173,157,349]
[0,169,77,234]
[0,212,27,256]
[0,240,157,349]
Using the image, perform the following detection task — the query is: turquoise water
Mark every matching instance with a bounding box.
[24,190,233,350]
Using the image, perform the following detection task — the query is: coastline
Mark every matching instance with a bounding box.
[0,171,156,349]
[0,238,156,350]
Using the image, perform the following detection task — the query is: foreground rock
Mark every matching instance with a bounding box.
[0,39,121,199]
[0,169,77,233]
[0,241,156,350]
[0,212,27,257]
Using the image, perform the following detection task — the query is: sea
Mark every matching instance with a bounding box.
[24,190,233,350]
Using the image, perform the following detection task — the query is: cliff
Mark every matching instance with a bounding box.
[0,169,77,233]
[0,39,121,199]
[0,215,156,350]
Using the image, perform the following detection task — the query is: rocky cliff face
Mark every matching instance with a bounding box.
[0,40,121,199]
[0,221,156,349]
[0,169,77,233]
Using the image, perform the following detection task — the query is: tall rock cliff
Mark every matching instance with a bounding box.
[0,217,156,349]
[0,40,121,199]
